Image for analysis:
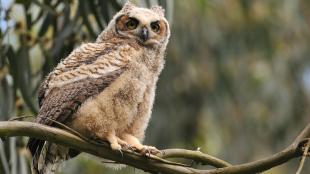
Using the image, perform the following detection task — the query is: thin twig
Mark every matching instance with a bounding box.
[160,148,232,168]
[9,115,35,121]
[296,140,310,174]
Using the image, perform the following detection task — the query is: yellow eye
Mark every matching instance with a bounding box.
[151,21,160,33]
[126,18,139,30]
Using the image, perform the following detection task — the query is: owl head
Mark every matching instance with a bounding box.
[97,1,170,47]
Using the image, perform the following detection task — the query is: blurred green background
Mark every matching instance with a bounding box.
[1,0,310,174]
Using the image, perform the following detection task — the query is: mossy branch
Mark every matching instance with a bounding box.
[0,121,309,174]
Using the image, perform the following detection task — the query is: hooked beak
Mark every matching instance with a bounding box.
[140,27,148,42]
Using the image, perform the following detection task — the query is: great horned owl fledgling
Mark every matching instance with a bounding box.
[27,2,170,173]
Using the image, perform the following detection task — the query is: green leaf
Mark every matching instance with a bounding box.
[0,76,14,121]
[88,0,104,30]
[98,0,111,24]
[38,13,53,37]
[31,9,44,25]
[108,0,122,11]
[79,0,97,39]
[49,21,76,62]
[0,139,10,174]
[7,46,38,114]
[32,0,57,15]
[15,0,31,6]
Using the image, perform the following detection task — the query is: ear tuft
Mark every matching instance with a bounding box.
[151,5,165,17]
[122,1,135,13]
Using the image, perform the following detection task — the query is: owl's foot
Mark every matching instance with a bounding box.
[139,145,161,156]
[121,133,161,155]
[116,137,135,151]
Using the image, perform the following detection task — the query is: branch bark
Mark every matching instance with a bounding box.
[0,121,309,174]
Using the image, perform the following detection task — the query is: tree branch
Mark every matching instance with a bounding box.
[160,149,232,168]
[0,121,309,174]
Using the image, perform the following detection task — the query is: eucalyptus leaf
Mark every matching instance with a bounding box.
[38,13,53,37]
[99,0,111,24]
[50,21,76,62]
[15,0,31,6]
[19,154,28,174]
[108,0,122,11]
[9,46,38,114]
[0,76,13,121]
[0,139,10,174]
[9,138,16,174]
[79,0,97,39]
[32,0,57,15]
[88,0,105,30]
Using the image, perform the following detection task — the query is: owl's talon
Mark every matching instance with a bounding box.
[121,143,130,151]
[118,149,124,158]
[128,145,136,152]
[139,146,160,156]
[120,134,160,155]
[110,143,122,151]
[123,144,136,152]
[116,137,134,151]
[109,142,124,158]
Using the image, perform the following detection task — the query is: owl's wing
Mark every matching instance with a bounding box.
[36,69,124,125]
[37,42,121,107]
[27,41,139,157]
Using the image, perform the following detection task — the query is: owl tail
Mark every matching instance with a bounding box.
[31,142,69,174]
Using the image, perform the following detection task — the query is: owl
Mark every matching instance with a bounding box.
[27,1,170,173]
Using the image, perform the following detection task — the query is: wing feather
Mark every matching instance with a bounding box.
[37,42,123,107]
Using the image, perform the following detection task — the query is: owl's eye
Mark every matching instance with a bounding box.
[151,21,160,33]
[126,18,139,30]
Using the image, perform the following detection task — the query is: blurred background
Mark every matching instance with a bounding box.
[1,0,310,173]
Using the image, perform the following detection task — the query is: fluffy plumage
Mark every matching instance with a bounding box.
[27,1,170,174]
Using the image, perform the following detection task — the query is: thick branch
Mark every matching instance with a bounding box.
[0,121,210,174]
[0,121,309,174]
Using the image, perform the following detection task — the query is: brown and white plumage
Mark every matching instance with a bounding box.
[27,2,170,174]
